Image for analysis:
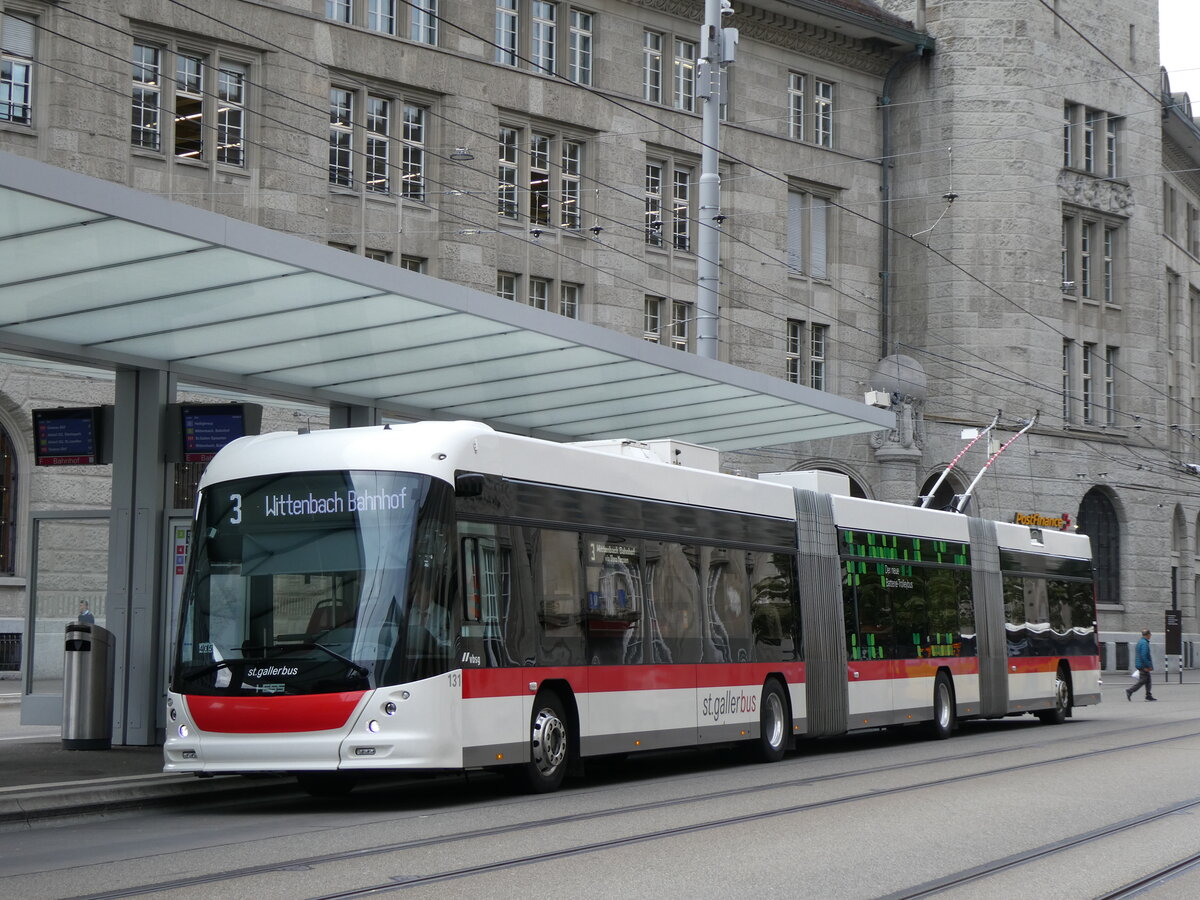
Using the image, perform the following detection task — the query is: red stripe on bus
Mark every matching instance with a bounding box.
[847,658,980,681]
[461,663,808,699]
[186,692,366,733]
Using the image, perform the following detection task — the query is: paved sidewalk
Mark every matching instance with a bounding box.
[0,692,291,827]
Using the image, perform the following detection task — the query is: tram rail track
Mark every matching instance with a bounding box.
[60,721,1200,900]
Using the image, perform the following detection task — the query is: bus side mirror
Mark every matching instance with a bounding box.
[455,472,485,497]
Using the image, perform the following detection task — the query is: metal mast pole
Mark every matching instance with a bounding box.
[696,0,727,359]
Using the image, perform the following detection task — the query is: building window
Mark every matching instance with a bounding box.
[1062,103,1071,168]
[1064,103,1119,176]
[644,296,662,343]
[568,11,592,85]
[560,282,580,318]
[327,0,351,24]
[644,30,696,110]
[1103,226,1115,302]
[669,300,692,351]
[1187,203,1200,258]
[786,321,827,388]
[502,273,577,316]
[1079,221,1092,298]
[327,0,437,42]
[329,86,426,199]
[131,41,248,166]
[496,0,519,66]
[1062,339,1072,423]
[814,80,834,148]
[410,0,438,45]
[1063,212,1119,302]
[329,89,354,187]
[531,1,557,74]
[498,125,585,228]
[788,73,805,141]
[400,254,426,272]
[0,426,16,575]
[529,277,550,310]
[368,0,396,35]
[1081,341,1095,425]
[497,272,518,302]
[788,72,834,146]
[787,188,831,280]
[786,321,802,383]
[365,248,390,263]
[672,38,696,112]
[645,159,693,251]
[1077,488,1119,607]
[1106,118,1118,177]
[2,12,35,126]
[1165,182,1178,238]
[810,324,828,390]
[1104,346,1117,426]
[643,31,662,103]
[645,296,695,350]
[131,44,161,150]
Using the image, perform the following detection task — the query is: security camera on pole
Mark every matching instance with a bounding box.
[696,0,737,359]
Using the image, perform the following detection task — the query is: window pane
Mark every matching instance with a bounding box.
[402,104,426,200]
[673,39,696,112]
[217,64,246,166]
[411,0,438,44]
[643,31,662,103]
[329,88,354,187]
[368,0,396,35]
[532,1,557,74]
[131,45,162,150]
[569,11,592,85]
[498,127,519,218]
[366,96,390,193]
[496,0,518,66]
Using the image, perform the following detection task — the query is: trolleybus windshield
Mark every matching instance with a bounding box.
[172,470,455,696]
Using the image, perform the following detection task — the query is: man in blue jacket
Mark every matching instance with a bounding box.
[1126,629,1157,701]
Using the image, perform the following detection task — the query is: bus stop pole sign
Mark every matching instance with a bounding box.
[1165,609,1182,684]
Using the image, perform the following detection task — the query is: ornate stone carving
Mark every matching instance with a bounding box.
[1056,171,1134,216]
[869,399,925,451]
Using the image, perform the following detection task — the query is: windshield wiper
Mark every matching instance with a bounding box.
[181,658,235,683]
[270,641,369,678]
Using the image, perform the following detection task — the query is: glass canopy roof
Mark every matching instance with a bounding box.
[0,151,892,451]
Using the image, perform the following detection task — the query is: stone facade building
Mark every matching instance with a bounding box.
[1,0,1199,672]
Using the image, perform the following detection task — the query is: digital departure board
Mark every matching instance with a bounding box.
[33,407,102,466]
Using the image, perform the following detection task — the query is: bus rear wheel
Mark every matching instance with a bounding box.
[1036,667,1071,725]
[512,692,570,793]
[929,672,955,740]
[753,679,790,763]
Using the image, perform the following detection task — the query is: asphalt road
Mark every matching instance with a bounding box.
[1,678,1198,899]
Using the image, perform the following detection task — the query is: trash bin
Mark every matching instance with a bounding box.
[62,622,115,750]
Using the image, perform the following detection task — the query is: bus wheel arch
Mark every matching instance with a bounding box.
[929,669,956,740]
[1036,662,1072,725]
[754,676,791,763]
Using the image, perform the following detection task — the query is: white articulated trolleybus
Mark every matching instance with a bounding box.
[164,421,1100,794]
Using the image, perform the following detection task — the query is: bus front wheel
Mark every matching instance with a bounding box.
[512,692,570,793]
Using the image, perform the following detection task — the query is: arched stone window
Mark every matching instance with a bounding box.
[0,424,14,574]
[1077,487,1119,606]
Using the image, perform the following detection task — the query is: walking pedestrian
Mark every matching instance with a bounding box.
[1126,628,1157,701]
